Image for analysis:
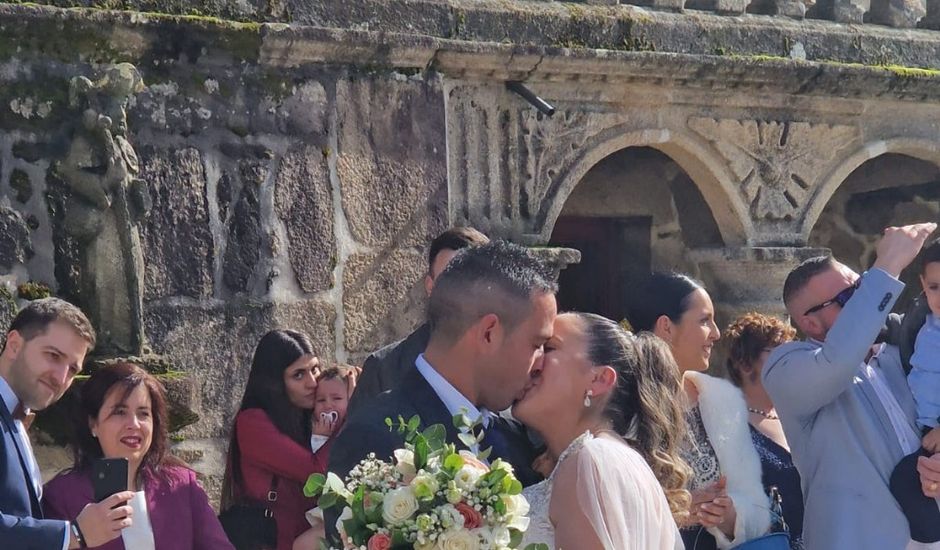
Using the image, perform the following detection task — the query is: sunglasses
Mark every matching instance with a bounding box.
[803,279,861,316]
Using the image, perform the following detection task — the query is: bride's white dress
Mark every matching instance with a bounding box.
[521,431,683,550]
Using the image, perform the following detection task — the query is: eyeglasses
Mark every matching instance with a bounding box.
[803,279,861,316]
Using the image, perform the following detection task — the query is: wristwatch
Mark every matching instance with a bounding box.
[70,520,87,548]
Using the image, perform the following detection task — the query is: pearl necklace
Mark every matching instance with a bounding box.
[748,407,779,420]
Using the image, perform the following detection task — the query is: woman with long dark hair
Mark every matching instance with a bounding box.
[513,312,689,549]
[628,272,771,550]
[220,330,336,550]
[43,362,232,550]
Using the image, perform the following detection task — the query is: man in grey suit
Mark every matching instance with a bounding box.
[763,222,939,550]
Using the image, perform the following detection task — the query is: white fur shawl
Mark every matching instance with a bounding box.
[684,371,772,548]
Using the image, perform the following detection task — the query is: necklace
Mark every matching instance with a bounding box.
[748,407,779,420]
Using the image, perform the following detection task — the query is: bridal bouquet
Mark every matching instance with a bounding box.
[304,414,544,550]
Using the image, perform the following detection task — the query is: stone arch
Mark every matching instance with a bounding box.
[804,138,940,241]
[535,125,751,246]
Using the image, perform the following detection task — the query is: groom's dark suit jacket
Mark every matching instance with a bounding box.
[327,366,542,537]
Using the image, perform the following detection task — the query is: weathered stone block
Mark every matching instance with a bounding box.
[221,160,266,294]
[0,205,31,270]
[10,169,33,204]
[342,249,426,353]
[273,145,335,294]
[869,0,927,26]
[686,0,748,13]
[139,147,214,300]
[336,77,447,248]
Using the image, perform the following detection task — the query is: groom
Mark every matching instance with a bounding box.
[329,240,556,489]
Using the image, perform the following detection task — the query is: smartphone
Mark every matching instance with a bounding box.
[92,457,128,502]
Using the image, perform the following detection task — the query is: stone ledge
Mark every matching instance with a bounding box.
[5,0,940,71]
[2,3,940,103]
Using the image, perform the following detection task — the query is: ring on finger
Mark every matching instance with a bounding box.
[930,482,938,491]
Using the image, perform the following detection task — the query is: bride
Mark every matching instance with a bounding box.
[513,312,690,550]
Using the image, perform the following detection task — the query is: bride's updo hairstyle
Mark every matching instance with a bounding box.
[576,312,692,522]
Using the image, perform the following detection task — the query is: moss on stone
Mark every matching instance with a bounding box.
[17,281,52,300]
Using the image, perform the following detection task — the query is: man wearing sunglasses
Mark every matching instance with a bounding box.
[762,222,938,550]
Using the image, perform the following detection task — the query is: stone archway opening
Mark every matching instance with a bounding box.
[810,153,940,310]
[547,146,725,323]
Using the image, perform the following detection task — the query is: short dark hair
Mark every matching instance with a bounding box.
[782,256,835,307]
[317,363,355,388]
[427,227,489,271]
[427,240,557,343]
[724,313,796,387]
[922,238,940,274]
[6,297,96,352]
[626,272,703,333]
[72,362,184,484]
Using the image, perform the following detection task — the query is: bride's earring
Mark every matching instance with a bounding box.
[583,389,593,408]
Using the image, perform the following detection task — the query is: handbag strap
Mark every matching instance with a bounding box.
[266,474,279,503]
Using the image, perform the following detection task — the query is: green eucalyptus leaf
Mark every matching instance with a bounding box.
[422,424,446,448]
[317,492,338,510]
[457,432,478,449]
[303,473,326,498]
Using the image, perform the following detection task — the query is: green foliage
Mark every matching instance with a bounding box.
[16,281,51,300]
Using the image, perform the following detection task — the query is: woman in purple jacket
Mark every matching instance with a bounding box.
[43,362,233,550]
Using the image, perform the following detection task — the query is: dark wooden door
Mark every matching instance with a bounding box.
[549,216,652,322]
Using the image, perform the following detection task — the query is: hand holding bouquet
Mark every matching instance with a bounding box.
[304,414,546,550]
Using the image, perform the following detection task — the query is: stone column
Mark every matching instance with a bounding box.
[691,247,828,370]
[811,0,866,22]
[529,247,582,281]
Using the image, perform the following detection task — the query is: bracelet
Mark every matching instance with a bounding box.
[71,520,87,548]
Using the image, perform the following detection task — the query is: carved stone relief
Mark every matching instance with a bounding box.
[689,117,859,224]
[446,83,629,240]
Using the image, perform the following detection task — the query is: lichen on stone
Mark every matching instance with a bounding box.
[17,281,52,300]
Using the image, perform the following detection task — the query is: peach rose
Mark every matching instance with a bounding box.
[367,532,392,550]
[455,501,483,529]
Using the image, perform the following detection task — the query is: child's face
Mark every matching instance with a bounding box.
[314,377,349,421]
[922,262,940,317]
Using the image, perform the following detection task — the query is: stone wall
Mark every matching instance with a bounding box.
[0,7,449,493]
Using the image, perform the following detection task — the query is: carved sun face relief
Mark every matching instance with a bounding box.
[689,117,859,223]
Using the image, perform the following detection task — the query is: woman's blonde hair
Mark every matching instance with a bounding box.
[575,313,692,523]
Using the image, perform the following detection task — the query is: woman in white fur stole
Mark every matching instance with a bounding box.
[628,272,771,550]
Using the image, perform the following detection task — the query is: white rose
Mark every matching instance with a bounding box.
[454,465,484,491]
[491,526,511,547]
[437,529,481,550]
[502,493,530,531]
[394,449,417,481]
[382,486,419,525]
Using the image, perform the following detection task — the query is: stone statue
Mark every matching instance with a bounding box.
[56,63,150,356]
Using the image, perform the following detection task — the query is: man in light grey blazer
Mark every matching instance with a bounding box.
[763,222,939,550]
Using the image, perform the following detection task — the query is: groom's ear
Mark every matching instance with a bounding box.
[477,313,502,347]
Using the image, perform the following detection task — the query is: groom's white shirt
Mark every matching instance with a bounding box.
[415,354,491,429]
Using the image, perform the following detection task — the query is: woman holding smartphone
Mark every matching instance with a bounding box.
[43,362,232,550]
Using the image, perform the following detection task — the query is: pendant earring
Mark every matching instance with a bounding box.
[583,390,593,408]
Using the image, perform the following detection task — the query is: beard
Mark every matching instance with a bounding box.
[8,356,63,411]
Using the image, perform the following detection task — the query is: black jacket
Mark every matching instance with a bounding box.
[347,323,431,414]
